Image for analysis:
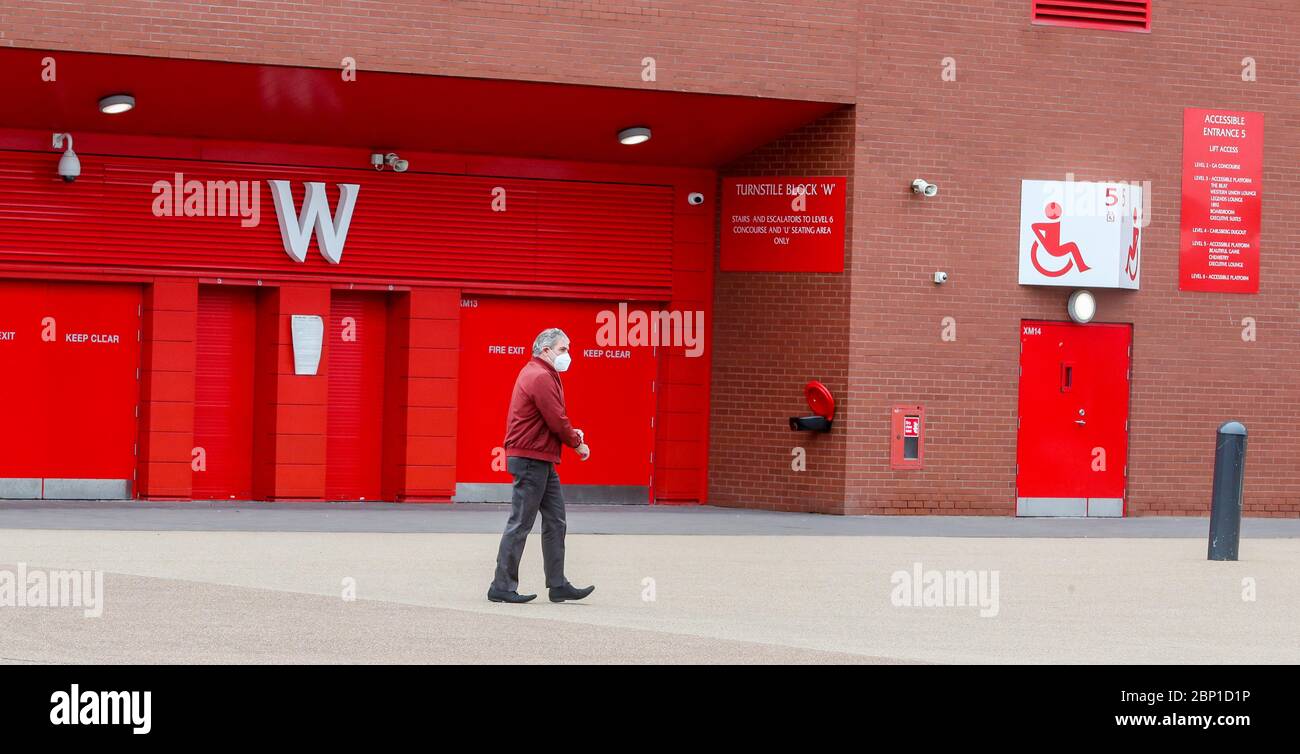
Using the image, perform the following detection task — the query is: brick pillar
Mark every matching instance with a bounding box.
[138,278,197,500]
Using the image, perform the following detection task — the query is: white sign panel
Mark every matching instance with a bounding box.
[1018,180,1142,289]
[290,315,324,376]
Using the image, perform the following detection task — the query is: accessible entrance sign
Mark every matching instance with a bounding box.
[1017,179,1142,290]
[1178,108,1263,294]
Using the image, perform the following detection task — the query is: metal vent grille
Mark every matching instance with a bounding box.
[1032,1,1151,33]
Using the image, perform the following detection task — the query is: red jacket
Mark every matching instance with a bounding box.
[503,356,582,463]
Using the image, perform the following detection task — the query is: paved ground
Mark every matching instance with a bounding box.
[0,504,1296,664]
[3,500,1299,537]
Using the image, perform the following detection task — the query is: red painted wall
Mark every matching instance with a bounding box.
[386,289,461,501]
[326,290,389,501]
[657,185,715,502]
[138,279,197,499]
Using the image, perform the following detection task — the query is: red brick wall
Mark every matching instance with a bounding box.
[0,1,858,103]
[845,0,1300,516]
[710,109,855,513]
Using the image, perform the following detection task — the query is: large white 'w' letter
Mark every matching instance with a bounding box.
[267,180,360,264]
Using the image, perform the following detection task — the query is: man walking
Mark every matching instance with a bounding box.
[487,327,596,604]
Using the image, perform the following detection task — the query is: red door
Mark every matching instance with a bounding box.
[326,291,388,500]
[1016,320,1131,517]
[0,282,47,489]
[0,281,140,499]
[456,296,657,503]
[193,286,256,499]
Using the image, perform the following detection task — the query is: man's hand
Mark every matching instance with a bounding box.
[576,443,591,461]
[574,428,585,443]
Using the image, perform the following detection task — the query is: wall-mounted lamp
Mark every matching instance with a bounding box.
[1067,289,1097,324]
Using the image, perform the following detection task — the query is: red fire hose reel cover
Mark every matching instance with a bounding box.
[805,380,835,420]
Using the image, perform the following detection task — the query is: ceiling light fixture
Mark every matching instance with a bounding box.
[98,94,136,114]
[618,126,651,145]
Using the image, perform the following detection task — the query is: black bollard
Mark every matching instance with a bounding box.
[1207,421,1247,561]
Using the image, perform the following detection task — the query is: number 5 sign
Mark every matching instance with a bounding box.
[1017,179,1143,290]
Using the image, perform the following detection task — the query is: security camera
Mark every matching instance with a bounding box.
[58,150,80,182]
[370,153,385,171]
[687,192,705,206]
[911,178,938,197]
[933,271,948,284]
[53,133,80,182]
[385,153,409,172]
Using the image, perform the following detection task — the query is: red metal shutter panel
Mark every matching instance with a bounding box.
[0,154,675,300]
[193,286,256,499]
[327,292,388,500]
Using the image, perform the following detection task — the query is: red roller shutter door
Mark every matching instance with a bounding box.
[193,286,256,500]
[327,291,388,500]
[456,297,657,502]
[0,153,675,300]
[0,282,47,486]
[0,281,140,499]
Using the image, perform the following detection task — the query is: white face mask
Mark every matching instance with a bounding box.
[552,352,572,372]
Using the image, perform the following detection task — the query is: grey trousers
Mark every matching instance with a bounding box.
[491,456,568,591]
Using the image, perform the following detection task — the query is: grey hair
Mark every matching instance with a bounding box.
[532,327,568,356]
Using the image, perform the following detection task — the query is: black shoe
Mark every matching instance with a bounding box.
[487,587,537,604]
[548,582,595,603]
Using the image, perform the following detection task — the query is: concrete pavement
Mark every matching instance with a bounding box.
[2,500,1299,537]
[0,506,1296,664]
